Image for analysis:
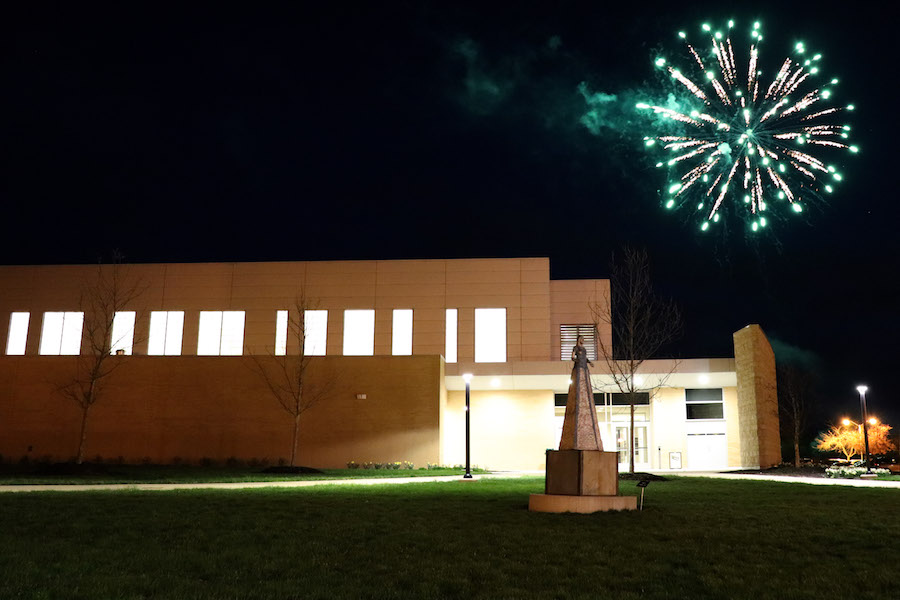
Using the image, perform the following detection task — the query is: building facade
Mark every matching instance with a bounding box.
[0,257,780,470]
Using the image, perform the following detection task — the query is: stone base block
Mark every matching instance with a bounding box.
[529,493,637,513]
[545,449,619,496]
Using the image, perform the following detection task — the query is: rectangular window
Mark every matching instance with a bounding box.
[197,311,245,356]
[304,310,328,356]
[685,388,724,420]
[560,324,598,361]
[343,309,374,356]
[39,311,84,355]
[611,392,651,406]
[110,311,136,355]
[274,310,288,356]
[474,308,506,363]
[392,309,413,356]
[5,312,29,355]
[555,393,605,407]
[445,309,457,363]
[147,311,184,356]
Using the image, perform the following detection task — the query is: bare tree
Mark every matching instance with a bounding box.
[776,363,813,467]
[57,254,145,464]
[248,289,334,467]
[592,247,682,473]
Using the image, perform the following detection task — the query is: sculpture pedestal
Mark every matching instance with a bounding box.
[529,450,637,513]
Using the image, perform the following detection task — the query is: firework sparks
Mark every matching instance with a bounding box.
[638,20,857,233]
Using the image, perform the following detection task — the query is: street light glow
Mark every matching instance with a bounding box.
[856,384,868,394]
[842,418,851,426]
[462,373,473,384]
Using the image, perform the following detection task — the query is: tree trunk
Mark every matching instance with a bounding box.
[76,403,91,465]
[290,412,301,467]
[793,422,801,468]
[629,402,636,473]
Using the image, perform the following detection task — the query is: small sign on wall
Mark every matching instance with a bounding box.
[669,452,682,469]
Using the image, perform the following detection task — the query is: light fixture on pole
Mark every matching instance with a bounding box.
[463,373,473,479]
[856,385,872,474]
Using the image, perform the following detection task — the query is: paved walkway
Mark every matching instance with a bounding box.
[685,471,900,489]
[0,470,897,494]
[0,472,529,494]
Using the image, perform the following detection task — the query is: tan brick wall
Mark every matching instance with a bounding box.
[0,355,443,468]
[733,325,781,468]
[549,279,612,361]
[0,258,554,362]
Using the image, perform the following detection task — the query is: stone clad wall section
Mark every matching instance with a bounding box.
[733,325,781,468]
[0,257,553,362]
[0,355,443,467]
[549,279,612,361]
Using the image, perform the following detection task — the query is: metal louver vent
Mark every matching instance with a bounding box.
[560,324,598,361]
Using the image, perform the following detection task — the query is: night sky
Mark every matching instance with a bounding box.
[2,2,897,432]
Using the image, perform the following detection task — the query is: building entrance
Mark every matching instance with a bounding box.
[616,424,649,471]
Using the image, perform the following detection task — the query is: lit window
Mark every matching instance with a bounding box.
[475,308,506,363]
[392,309,413,356]
[685,388,724,419]
[110,311,136,355]
[274,310,288,356]
[39,311,84,355]
[343,309,374,356]
[197,311,245,356]
[304,310,328,356]
[445,309,457,363]
[5,312,30,355]
[147,311,184,356]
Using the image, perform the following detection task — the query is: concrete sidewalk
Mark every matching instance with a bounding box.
[1,470,898,494]
[685,471,900,489]
[0,471,535,494]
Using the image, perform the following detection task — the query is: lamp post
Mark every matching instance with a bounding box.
[856,385,872,473]
[463,373,473,479]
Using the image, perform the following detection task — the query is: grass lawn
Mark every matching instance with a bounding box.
[1,477,899,599]
[0,464,487,485]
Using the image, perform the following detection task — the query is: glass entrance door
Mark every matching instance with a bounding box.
[616,425,650,470]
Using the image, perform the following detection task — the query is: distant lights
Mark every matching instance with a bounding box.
[655,57,666,67]
[792,203,803,212]
[701,222,710,231]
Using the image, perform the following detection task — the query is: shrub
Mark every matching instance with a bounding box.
[403,461,415,470]
[362,461,376,470]
[825,465,890,478]
[347,461,359,469]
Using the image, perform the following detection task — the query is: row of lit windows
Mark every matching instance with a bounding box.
[4,308,508,363]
